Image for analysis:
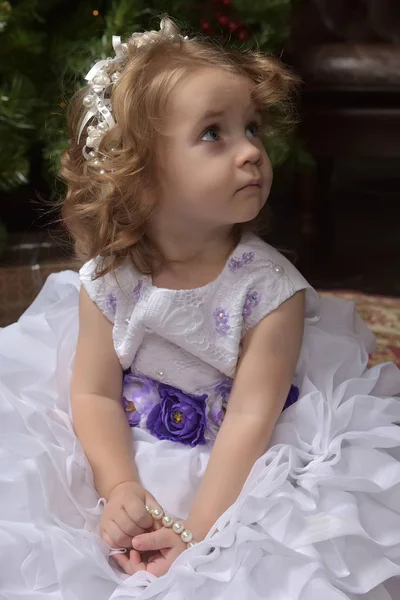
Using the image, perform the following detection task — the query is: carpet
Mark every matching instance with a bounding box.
[319,290,400,369]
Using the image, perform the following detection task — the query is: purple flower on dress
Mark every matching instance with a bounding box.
[121,394,141,426]
[106,292,117,314]
[147,384,208,447]
[214,307,230,334]
[228,252,255,272]
[214,378,232,402]
[243,290,260,318]
[209,404,225,429]
[283,385,300,410]
[209,378,232,427]
[121,372,159,427]
[132,280,143,305]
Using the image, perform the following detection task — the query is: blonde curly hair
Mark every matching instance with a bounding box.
[60,16,298,278]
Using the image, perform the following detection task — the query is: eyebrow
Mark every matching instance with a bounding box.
[196,110,225,125]
[195,107,263,127]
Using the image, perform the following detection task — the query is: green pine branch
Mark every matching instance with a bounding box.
[0,0,300,196]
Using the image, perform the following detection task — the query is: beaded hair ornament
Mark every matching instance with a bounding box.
[77,19,188,164]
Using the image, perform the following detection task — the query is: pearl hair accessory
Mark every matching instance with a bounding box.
[145,505,197,549]
[77,18,189,165]
[77,35,126,162]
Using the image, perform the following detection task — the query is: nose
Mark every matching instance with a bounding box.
[235,136,262,168]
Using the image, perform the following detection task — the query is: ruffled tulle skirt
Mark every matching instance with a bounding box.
[1,271,400,599]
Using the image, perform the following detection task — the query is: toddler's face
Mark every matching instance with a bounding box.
[154,67,272,233]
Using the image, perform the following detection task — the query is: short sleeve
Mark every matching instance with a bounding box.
[239,239,321,334]
[79,257,120,323]
[79,257,146,369]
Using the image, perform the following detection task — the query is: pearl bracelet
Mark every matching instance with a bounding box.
[146,505,197,548]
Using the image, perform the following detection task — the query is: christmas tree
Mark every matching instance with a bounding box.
[0,0,296,248]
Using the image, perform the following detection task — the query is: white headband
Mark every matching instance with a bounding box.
[77,22,188,163]
[77,35,127,161]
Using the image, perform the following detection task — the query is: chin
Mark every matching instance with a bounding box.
[235,199,265,224]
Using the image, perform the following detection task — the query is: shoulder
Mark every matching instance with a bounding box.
[221,234,320,331]
[228,234,304,283]
[79,256,141,323]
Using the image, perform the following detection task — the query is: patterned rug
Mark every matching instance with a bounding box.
[319,290,400,369]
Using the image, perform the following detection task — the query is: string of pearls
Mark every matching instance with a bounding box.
[145,505,197,548]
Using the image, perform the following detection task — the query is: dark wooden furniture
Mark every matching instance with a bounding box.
[290,0,400,274]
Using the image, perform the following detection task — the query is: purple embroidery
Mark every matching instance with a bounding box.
[133,280,143,305]
[214,307,230,334]
[228,257,243,272]
[147,384,208,447]
[243,290,260,318]
[106,292,117,314]
[242,252,255,265]
[228,251,255,272]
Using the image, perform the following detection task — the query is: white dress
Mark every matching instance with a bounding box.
[1,233,400,600]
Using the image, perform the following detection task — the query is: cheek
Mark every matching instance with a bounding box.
[168,154,200,187]
[263,154,273,188]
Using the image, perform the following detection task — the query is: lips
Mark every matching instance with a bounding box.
[237,180,261,192]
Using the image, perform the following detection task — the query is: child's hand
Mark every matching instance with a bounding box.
[100,481,157,550]
[129,521,188,577]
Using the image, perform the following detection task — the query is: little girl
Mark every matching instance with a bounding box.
[1,15,400,600]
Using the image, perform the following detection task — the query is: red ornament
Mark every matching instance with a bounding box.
[228,20,238,32]
[237,29,249,41]
[222,0,231,5]
[201,21,211,31]
[218,15,229,27]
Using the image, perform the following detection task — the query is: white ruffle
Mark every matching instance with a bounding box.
[1,272,400,599]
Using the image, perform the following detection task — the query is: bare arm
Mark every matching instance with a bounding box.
[71,287,139,500]
[186,291,305,540]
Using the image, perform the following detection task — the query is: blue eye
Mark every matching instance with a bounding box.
[246,122,260,138]
[201,126,220,142]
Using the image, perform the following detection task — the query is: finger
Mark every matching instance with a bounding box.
[132,528,173,553]
[111,553,135,575]
[124,499,154,530]
[114,508,146,538]
[146,555,170,578]
[128,548,143,566]
[104,521,134,549]
[111,550,147,575]
[147,547,183,578]
[141,550,160,565]
[152,518,164,531]
[143,491,166,528]
[101,530,121,550]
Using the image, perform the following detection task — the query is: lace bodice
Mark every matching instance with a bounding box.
[79,234,320,444]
